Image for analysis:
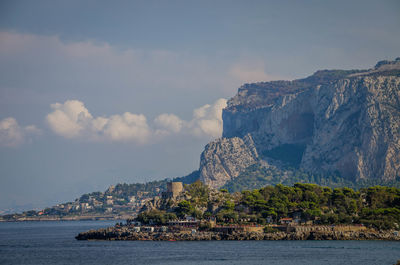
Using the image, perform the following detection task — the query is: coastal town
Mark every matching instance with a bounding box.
[0,183,160,221]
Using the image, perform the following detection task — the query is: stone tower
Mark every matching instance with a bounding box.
[162,182,183,198]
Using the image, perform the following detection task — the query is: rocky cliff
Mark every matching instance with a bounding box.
[199,58,400,189]
[198,134,259,189]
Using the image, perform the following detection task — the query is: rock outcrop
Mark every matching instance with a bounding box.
[199,58,400,188]
[199,134,259,188]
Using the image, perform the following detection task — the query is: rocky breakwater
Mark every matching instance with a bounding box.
[76,227,400,241]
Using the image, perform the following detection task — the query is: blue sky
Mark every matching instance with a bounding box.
[0,0,399,211]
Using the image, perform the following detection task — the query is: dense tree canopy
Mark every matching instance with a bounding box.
[137,182,400,230]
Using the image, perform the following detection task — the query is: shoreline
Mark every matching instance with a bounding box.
[0,216,129,222]
[76,227,400,241]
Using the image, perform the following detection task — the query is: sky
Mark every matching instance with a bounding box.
[0,0,399,212]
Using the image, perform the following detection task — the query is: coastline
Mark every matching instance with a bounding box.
[76,226,400,241]
[0,215,131,222]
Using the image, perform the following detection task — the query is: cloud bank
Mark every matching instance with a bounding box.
[46,98,227,144]
[0,117,41,147]
[0,31,273,146]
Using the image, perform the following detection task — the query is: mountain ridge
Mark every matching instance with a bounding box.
[199,58,400,189]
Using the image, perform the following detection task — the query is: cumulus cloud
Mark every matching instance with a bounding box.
[0,117,41,147]
[154,98,227,139]
[46,100,92,138]
[0,31,266,146]
[154,113,184,135]
[46,100,150,143]
[100,113,150,142]
[188,98,227,138]
[46,98,227,143]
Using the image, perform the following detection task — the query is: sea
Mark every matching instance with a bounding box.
[0,221,399,265]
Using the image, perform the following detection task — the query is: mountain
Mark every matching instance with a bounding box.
[199,58,400,189]
[3,58,400,220]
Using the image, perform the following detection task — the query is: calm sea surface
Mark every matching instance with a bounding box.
[0,221,399,265]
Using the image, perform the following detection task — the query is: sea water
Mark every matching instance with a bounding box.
[0,221,399,265]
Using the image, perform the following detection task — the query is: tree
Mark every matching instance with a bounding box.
[186,180,209,206]
[135,210,177,225]
[223,200,235,211]
[176,200,194,217]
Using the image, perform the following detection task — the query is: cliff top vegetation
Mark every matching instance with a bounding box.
[137,181,400,230]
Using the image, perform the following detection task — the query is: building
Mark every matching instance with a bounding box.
[80,202,89,210]
[93,201,103,208]
[162,182,183,199]
[106,196,114,205]
[280,217,294,225]
[128,196,136,203]
[143,227,154,232]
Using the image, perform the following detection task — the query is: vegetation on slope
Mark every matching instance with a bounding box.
[137,181,400,230]
[222,163,400,193]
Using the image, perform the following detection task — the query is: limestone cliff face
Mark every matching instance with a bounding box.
[199,59,400,188]
[199,134,258,189]
[302,76,400,181]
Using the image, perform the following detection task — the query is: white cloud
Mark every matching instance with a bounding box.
[0,31,273,146]
[46,100,92,138]
[154,113,184,135]
[0,117,41,147]
[101,113,150,143]
[46,98,227,143]
[154,98,227,139]
[46,100,151,143]
[188,98,227,138]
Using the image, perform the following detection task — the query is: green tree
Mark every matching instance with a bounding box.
[176,200,194,217]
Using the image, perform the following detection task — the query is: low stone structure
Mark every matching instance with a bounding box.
[292,225,367,233]
[75,225,400,241]
[212,225,264,233]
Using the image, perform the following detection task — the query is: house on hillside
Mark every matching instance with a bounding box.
[280,217,294,225]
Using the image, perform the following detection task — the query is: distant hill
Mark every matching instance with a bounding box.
[0,171,199,221]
